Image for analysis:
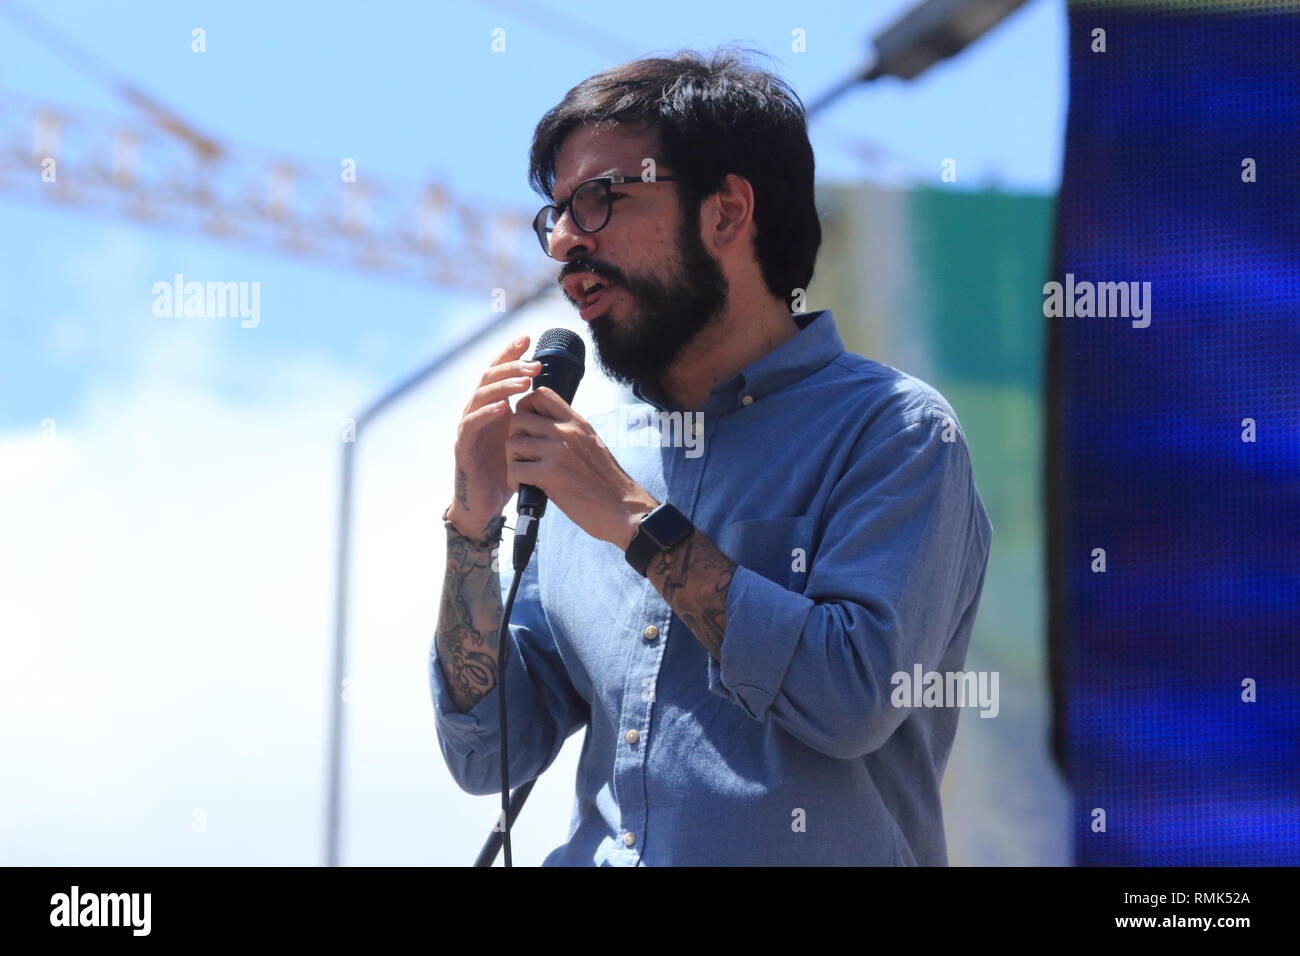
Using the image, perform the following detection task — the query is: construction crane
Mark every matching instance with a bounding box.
[0,2,552,299]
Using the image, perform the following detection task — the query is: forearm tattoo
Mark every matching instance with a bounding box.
[645,530,737,663]
[436,530,503,712]
[455,467,470,511]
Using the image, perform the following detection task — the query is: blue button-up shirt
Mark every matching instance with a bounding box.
[430,309,992,865]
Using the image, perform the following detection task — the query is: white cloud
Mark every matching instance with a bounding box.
[1,284,616,865]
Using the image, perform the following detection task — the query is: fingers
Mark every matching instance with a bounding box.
[508,405,562,439]
[490,334,530,367]
[504,434,548,462]
[478,358,542,390]
[504,457,539,493]
[465,336,542,415]
[472,360,540,401]
[516,385,573,422]
[459,337,579,439]
[459,398,512,435]
[469,375,534,414]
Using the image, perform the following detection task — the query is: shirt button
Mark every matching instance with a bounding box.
[642,624,659,641]
[741,394,754,406]
[625,729,640,745]
[624,831,636,847]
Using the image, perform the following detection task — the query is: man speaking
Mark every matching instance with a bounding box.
[429,47,992,865]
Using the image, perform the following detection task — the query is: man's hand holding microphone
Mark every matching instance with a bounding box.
[446,332,658,554]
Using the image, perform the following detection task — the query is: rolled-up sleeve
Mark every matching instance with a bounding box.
[706,411,991,760]
[430,550,589,796]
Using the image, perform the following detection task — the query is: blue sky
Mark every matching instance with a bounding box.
[1,0,1064,426]
[0,0,1067,864]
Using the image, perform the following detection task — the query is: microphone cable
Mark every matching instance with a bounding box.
[474,327,583,867]
[494,562,524,866]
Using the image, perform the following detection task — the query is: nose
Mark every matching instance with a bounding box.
[546,207,596,262]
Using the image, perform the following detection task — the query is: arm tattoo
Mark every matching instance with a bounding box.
[455,468,471,511]
[645,529,737,663]
[436,530,503,712]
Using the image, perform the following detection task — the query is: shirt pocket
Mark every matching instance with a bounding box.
[715,514,817,593]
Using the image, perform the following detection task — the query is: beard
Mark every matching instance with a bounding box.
[586,206,728,391]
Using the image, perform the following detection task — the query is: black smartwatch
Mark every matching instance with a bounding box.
[625,502,694,577]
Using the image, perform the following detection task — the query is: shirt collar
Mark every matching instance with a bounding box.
[631,309,845,415]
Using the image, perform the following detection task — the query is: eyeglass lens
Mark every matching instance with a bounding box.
[542,180,612,235]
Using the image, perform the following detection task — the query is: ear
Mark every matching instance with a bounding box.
[704,173,755,252]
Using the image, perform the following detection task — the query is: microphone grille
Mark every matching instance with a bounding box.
[536,327,585,361]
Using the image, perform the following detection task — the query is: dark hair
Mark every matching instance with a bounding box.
[528,47,821,310]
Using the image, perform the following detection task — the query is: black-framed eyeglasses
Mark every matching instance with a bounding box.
[532,175,684,255]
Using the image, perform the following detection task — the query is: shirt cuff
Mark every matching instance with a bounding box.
[706,565,814,720]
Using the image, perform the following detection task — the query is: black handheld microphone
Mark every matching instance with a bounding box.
[513,327,585,571]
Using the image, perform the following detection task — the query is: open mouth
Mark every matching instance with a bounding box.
[578,280,616,320]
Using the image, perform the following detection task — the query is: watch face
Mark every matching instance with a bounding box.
[645,504,692,550]
[626,503,694,577]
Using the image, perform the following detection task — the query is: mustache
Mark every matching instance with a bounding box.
[556,258,625,289]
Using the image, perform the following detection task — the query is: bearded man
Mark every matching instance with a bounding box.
[430,47,992,867]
